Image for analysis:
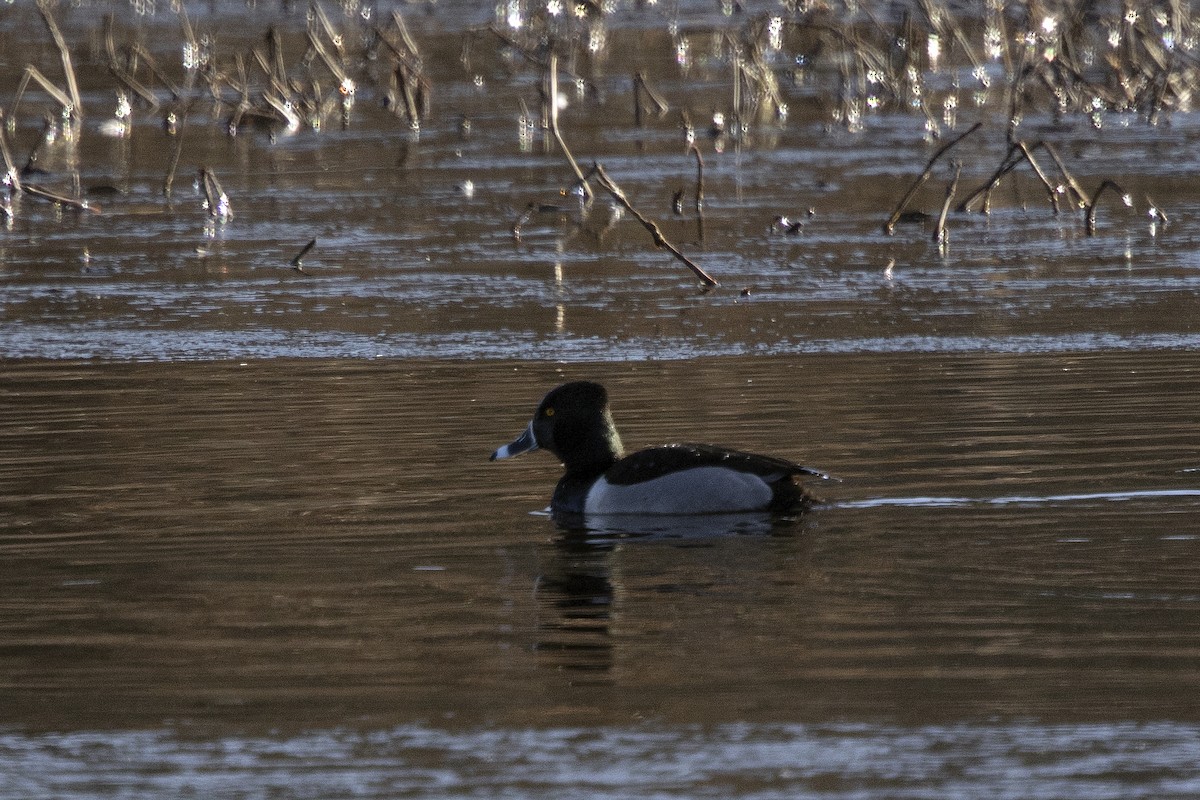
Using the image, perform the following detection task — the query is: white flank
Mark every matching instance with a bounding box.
[583,467,773,515]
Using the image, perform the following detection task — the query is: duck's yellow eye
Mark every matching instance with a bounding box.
[544,407,555,417]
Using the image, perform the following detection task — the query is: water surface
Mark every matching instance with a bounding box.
[4,0,1200,796]
[4,354,1200,795]
[2,1,1200,361]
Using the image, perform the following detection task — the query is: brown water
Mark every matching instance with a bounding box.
[4,1,1200,797]
[5,354,1200,796]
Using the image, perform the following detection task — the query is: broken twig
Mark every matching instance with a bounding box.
[23,183,98,212]
[593,163,719,288]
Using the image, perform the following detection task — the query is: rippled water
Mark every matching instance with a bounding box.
[4,0,1200,796]
[3,1,1200,361]
[5,721,1200,799]
[5,354,1200,795]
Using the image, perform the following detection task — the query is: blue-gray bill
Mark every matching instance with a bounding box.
[490,422,538,461]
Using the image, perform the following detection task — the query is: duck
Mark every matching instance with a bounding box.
[490,381,830,517]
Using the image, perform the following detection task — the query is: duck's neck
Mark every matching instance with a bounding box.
[552,416,622,516]
[559,412,623,477]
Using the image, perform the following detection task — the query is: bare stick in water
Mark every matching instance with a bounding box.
[37,1,82,117]
[1016,141,1060,213]
[391,9,422,60]
[933,161,962,246]
[309,1,346,62]
[690,143,706,243]
[957,141,1022,213]
[307,29,349,86]
[632,72,643,128]
[198,167,233,219]
[11,65,75,120]
[163,101,194,197]
[593,163,719,288]
[23,183,98,212]
[632,71,669,126]
[290,238,317,271]
[1085,180,1130,235]
[176,2,200,82]
[885,121,981,234]
[1039,141,1088,209]
[511,202,537,242]
[0,110,22,194]
[548,53,592,203]
[689,144,705,215]
[1145,193,1169,226]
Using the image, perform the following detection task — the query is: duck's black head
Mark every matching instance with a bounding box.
[491,381,624,474]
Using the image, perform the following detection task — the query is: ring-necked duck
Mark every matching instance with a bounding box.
[491,381,831,516]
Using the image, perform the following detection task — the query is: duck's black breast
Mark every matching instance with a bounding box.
[602,443,810,485]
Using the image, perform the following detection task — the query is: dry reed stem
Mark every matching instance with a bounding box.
[933,160,961,247]
[391,10,421,60]
[374,14,429,126]
[308,1,346,63]
[176,3,198,67]
[956,141,1022,213]
[396,64,422,125]
[12,65,74,120]
[885,121,981,234]
[487,25,546,67]
[511,202,537,242]
[0,110,22,194]
[376,24,423,74]
[958,138,1089,217]
[689,143,706,243]
[251,47,289,101]
[108,64,160,111]
[163,101,195,197]
[198,167,232,219]
[1085,180,1129,235]
[547,53,592,203]
[1016,141,1060,213]
[307,30,349,85]
[1145,194,1169,225]
[632,72,669,127]
[37,1,81,117]
[267,27,287,85]
[1039,142,1088,209]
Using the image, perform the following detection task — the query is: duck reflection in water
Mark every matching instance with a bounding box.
[532,533,617,679]
[530,508,817,680]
